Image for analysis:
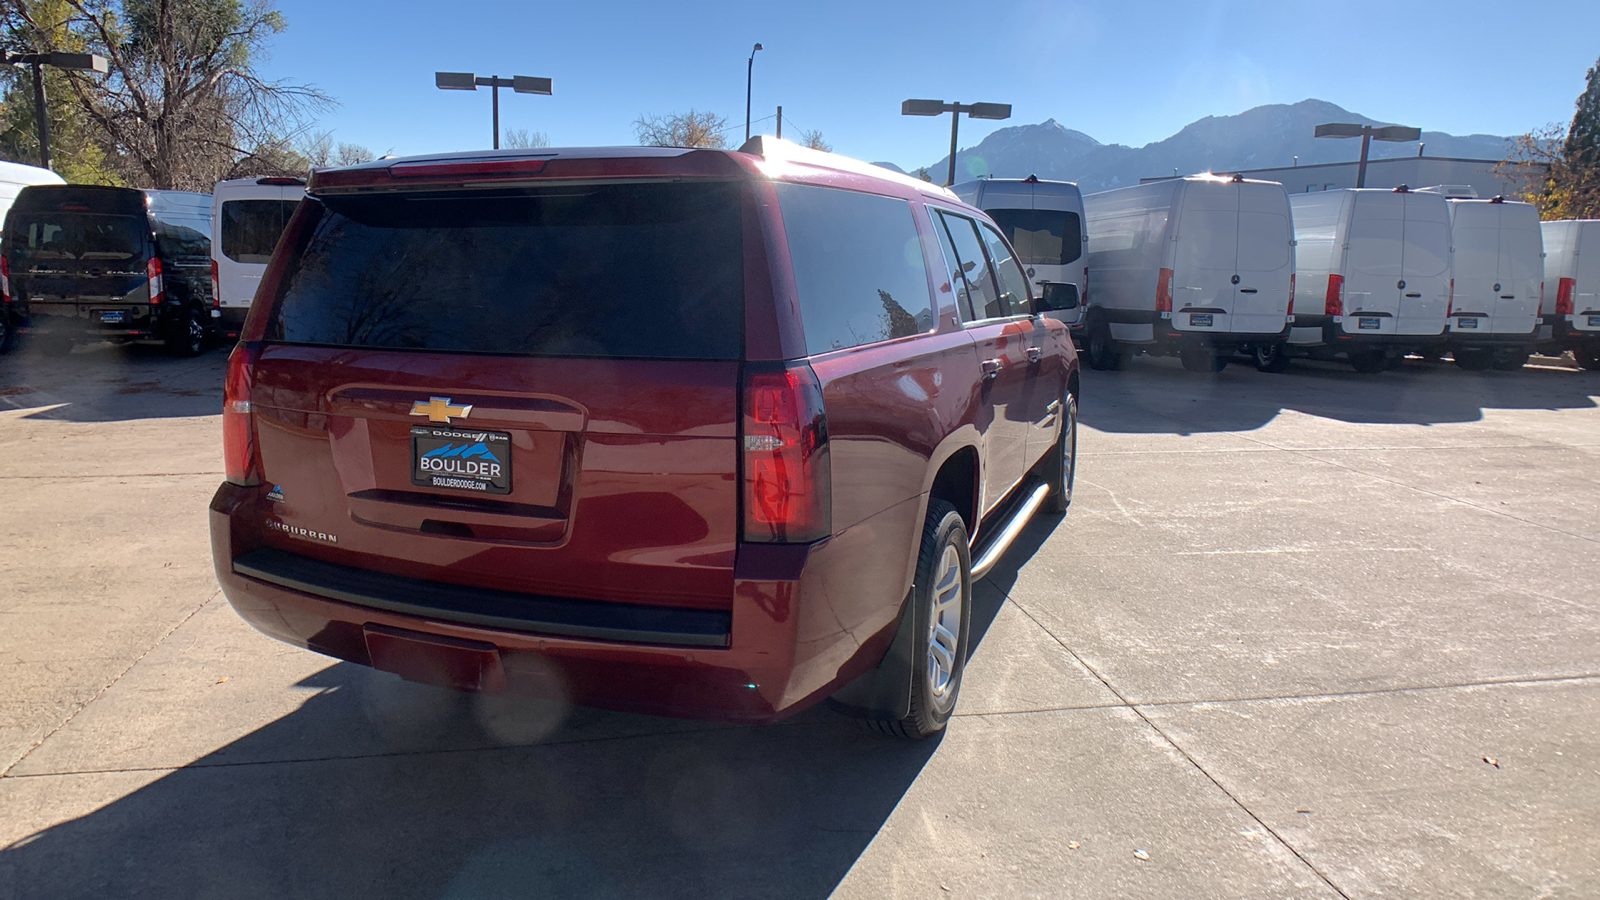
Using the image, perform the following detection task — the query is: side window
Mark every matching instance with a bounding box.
[775,183,935,354]
[937,210,1002,320]
[928,208,976,321]
[979,221,1033,316]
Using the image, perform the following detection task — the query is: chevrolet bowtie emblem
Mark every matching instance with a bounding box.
[410,396,473,424]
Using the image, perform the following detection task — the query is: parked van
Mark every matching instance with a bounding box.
[1539,219,1600,369]
[211,176,306,336]
[1281,187,1452,373]
[0,160,63,230]
[210,140,1080,738]
[952,176,1087,331]
[1082,174,1294,372]
[1440,196,1542,370]
[3,185,216,355]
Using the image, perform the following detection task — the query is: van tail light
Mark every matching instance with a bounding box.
[742,363,830,543]
[1288,273,1296,316]
[1557,278,1575,316]
[1325,273,1345,317]
[210,259,220,308]
[1155,267,1173,314]
[147,257,165,305]
[1,255,10,304]
[223,343,262,486]
[1447,278,1455,316]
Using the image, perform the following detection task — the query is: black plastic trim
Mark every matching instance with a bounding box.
[232,547,731,648]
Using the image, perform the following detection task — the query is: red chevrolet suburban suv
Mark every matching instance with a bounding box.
[210,139,1080,738]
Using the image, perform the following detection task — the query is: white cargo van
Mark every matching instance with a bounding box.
[1082,174,1294,373]
[210,176,305,335]
[1282,187,1453,373]
[1443,197,1543,370]
[1539,219,1600,369]
[0,160,64,227]
[952,176,1087,331]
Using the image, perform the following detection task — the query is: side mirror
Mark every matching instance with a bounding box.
[1033,282,1080,313]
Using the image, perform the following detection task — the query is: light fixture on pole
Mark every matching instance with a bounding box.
[901,99,1012,186]
[745,43,763,142]
[1314,122,1421,188]
[3,51,108,170]
[436,71,553,150]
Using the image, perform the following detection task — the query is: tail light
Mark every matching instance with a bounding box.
[1288,273,1296,316]
[1156,267,1173,314]
[223,344,262,485]
[1,255,9,304]
[742,364,830,543]
[1447,278,1455,316]
[147,257,165,305]
[1325,273,1345,317]
[1557,278,1575,316]
[210,260,220,308]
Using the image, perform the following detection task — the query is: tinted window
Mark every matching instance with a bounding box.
[987,208,1082,266]
[156,220,211,258]
[266,182,744,359]
[222,199,299,264]
[775,183,933,354]
[7,213,146,262]
[929,210,975,321]
[978,221,1033,316]
[937,211,1002,321]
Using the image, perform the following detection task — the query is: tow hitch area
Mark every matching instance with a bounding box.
[363,624,508,692]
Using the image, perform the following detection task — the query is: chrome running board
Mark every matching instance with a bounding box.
[969,482,1050,579]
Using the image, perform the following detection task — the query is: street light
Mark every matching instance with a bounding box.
[435,71,553,150]
[745,43,763,142]
[901,99,1012,186]
[4,51,109,170]
[1314,121,1422,188]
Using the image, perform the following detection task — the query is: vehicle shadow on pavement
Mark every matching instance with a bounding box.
[1080,354,1600,434]
[0,341,226,422]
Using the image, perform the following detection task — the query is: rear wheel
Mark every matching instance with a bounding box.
[1491,350,1530,372]
[166,308,206,357]
[864,500,971,740]
[1043,390,1078,514]
[1180,344,1227,373]
[1576,347,1600,371]
[1251,343,1291,373]
[1085,319,1123,371]
[1452,349,1494,371]
[1348,348,1388,374]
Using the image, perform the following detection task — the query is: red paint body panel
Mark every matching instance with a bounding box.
[212,144,1080,724]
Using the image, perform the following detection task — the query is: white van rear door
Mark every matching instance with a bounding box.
[1232,186,1293,334]
[1344,193,1404,334]
[1398,193,1452,334]
[1498,208,1543,334]
[1171,184,1238,332]
[1576,223,1600,329]
[215,185,302,311]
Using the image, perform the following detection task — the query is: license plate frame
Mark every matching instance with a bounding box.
[96,309,126,324]
[1456,317,1479,330]
[1189,313,1213,327]
[411,426,512,495]
[1588,315,1600,327]
[1358,317,1381,330]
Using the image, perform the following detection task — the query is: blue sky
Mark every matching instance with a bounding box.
[261,0,1600,170]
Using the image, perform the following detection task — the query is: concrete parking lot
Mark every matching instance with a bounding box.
[1,342,1597,899]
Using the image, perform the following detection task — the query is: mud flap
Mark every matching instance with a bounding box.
[826,587,916,719]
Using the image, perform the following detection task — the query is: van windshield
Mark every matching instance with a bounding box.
[264,182,744,359]
[221,199,300,264]
[7,212,146,263]
[987,208,1082,266]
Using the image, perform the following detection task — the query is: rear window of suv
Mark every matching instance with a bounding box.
[264,181,744,359]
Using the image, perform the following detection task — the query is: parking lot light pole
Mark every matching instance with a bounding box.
[4,52,108,170]
[745,43,762,142]
[1314,122,1422,188]
[436,71,553,150]
[901,99,1012,186]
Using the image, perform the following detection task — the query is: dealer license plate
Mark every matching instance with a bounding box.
[411,426,512,495]
[1588,315,1600,326]
[1456,317,1479,329]
[1189,313,1213,327]
[98,310,126,324]
[1358,317,1381,330]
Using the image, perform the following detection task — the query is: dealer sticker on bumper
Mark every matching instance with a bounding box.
[1189,313,1213,327]
[411,426,512,494]
[1456,317,1479,329]
[1358,317,1381,330]
[1588,315,1600,327]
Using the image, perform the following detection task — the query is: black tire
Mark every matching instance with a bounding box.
[166,308,206,357]
[1252,343,1291,373]
[1180,344,1226,373]
[864,499,972,740]
[1577,347,1600,371]
[1085,318,1123,371]
[1491,350,1530,372]
[1452,349,1494,371]
[1043,390,1078,515]
[1349,348,1389,374]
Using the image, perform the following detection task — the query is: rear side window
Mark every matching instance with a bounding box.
[978,221,1033,316]
[265,182,744,359]
[7,213,146,262]
[936,211,1002,320]
[775,183,933,354]
[222,199,299,264]
[987,208,1082,266]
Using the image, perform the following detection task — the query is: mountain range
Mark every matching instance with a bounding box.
[875,99,1514,192]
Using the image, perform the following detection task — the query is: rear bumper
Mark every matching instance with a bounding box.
[1537,316,1600,350]
[1291,316,1449,348]
[209,482,901,724]
[18,303,195,341]
[1446,325,1538,350]
[1155,322,1291,351]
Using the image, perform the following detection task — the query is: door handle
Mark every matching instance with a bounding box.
[1238,288,1258,294]
[1027,346,1043,364]
[980,358,1003,380]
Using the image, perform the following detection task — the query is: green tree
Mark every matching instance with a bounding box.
[1504,55,1600,219]
[0,0,122,182]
